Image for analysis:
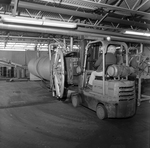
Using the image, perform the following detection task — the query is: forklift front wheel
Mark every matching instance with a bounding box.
[71,95,81,107]
[96,104,107,120]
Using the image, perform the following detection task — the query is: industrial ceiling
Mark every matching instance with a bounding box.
[0,0,150,50]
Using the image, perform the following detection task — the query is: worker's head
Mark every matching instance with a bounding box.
[107,45,116,53]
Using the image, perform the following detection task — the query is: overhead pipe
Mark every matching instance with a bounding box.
[0,15,77,29]
[0,23,150,44]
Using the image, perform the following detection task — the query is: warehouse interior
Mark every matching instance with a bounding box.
[0,0,150,148]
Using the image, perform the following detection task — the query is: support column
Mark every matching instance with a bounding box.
[70,37,73,51]
[138,43,143,106]
[79,36,86,69]
[79,36,86,88]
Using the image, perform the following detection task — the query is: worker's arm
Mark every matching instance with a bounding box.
[94,55,102,69]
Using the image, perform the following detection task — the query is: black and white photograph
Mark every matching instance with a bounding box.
[0,0,149,148]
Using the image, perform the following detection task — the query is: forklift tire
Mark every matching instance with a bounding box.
[96,104,107,120]
[71,95,81,107]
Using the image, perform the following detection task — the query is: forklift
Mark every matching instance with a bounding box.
[50,40,137,120]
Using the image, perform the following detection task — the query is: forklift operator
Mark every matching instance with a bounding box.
[88,45,117,86]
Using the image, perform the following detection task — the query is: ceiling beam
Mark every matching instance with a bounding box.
[135,0,149,11]
[0,23,150,44]
[39,0,95,10]
[70,0,150,20]
[33,0,150,20]
[12,0,19,16]
[10,1,150,30]
[10,1,102,19]
[95,0,123,26]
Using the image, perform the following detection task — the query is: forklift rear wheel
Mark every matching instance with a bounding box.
[71,95,81,107]
[96,104,107,120]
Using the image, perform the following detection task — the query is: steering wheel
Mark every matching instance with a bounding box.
[52,48,65,98]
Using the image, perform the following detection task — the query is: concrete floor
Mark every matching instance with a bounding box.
[0,81,149,148]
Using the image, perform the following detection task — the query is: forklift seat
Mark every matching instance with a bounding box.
[95,76,102,80]
[95,75,113,80]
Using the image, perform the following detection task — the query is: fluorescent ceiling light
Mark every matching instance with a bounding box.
[144,33,150,37]
[124,30,150,37]
[0,15,77,29]
[42,21,77,28]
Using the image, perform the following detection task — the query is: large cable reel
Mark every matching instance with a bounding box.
[52,48,65,99]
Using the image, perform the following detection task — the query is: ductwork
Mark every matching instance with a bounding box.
[0,22,150,44]
[0,15,77,29]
